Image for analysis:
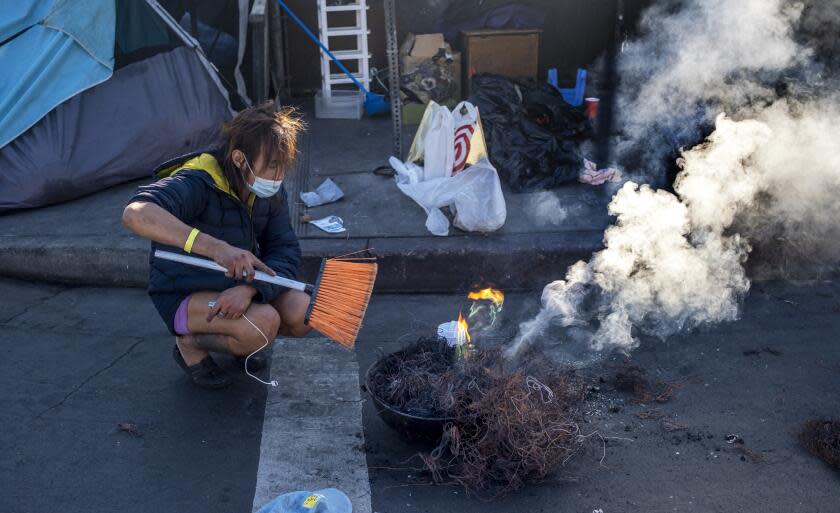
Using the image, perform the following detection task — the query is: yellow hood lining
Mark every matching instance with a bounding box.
[157,153,256,211]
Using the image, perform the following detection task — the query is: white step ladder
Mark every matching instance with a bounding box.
[315,0,371,119]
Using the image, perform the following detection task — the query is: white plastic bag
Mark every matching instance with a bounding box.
[413,101,454,180]
[392,100,505,236]
[390,156,506,236]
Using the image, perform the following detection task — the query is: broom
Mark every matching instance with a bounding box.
[154,250,377,349]
[273,0,389,116]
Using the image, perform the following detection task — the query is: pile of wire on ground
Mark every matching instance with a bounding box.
[368,338,589,497]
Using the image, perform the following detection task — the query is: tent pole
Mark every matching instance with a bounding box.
[249,0,270,104]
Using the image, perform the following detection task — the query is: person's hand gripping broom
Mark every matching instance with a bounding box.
[155,250,377,348]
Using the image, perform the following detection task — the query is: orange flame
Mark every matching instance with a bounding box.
[456,311,471,345]
[467,288,505,306]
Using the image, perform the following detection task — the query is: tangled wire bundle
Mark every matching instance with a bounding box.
[800,418,840,470]
[368,338,460,417]
[369,338,588,496]
[612,364,679,403]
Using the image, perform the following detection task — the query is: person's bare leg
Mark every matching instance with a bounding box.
[270,290,312,337]
[176,335,207,366]
[176,334,238,366]
[176,292,282,365]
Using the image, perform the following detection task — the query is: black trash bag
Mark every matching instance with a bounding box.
[469,74,593,192]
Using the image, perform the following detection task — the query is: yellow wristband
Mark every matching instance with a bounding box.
[184,228,200,253]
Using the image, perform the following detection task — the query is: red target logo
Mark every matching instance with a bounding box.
[452,124,475,174]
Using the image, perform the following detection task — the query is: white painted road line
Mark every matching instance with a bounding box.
[252,338,372,513]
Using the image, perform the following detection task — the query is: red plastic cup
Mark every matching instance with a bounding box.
[584,97,600,120]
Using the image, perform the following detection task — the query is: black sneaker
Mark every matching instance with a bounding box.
[172,345,232,389]
[236,351,268,372]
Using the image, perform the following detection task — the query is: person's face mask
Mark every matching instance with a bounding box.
[244,157,282,198]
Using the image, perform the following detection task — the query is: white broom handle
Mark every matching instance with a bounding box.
[154,250,308,291]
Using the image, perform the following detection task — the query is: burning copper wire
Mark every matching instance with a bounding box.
[368,339,589,497]
[419,355,587,498]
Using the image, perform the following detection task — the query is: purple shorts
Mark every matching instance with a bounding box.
[174,294,192,336]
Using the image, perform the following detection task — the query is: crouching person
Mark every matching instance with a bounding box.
[123,103,311,389]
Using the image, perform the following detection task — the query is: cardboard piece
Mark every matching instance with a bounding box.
[400,33,463,105]
[406,33,446,58]
[401,33,453,72]
[460,29,541,94]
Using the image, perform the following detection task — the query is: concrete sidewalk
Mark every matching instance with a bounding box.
[0,107,611,293]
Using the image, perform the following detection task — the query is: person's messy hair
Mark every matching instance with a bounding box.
[222,101,305,197]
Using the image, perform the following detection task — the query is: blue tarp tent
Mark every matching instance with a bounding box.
[0,0,236,211]
[0,0,116,148]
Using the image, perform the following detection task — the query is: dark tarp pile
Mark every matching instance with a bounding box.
[0,0,235,211]
[469,74,593,192]
[435,1,545,43]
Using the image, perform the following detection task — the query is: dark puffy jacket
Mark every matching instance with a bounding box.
[128,151,300,334]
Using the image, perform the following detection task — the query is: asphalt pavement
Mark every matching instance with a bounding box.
[0,280,268,513]
[2,277,839,513]
[359,280,840,513]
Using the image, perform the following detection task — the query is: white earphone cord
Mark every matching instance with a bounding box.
[242,314,278,387]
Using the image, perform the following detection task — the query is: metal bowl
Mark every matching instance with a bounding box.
[364,349,456,443]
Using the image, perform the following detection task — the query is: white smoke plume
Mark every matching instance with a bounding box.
[525,191,569,228]
[615,0,810,185]
[506,0,840,358]
[622,0,805,123]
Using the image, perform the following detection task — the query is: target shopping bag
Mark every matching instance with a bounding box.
[391,101,505,236]
[405,101,488,178]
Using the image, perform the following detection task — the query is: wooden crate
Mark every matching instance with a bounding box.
[460,29,541,94]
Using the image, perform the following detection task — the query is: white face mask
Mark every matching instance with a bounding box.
[244,157,282,198]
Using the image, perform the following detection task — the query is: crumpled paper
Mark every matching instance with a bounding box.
[309,215,346,233]
[579,159,623,186]
[300,178,344,207]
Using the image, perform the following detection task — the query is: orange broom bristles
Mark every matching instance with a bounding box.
[305,257,378,349]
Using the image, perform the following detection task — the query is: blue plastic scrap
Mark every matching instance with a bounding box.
[255,488,352,513]
[548,68,587,107]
